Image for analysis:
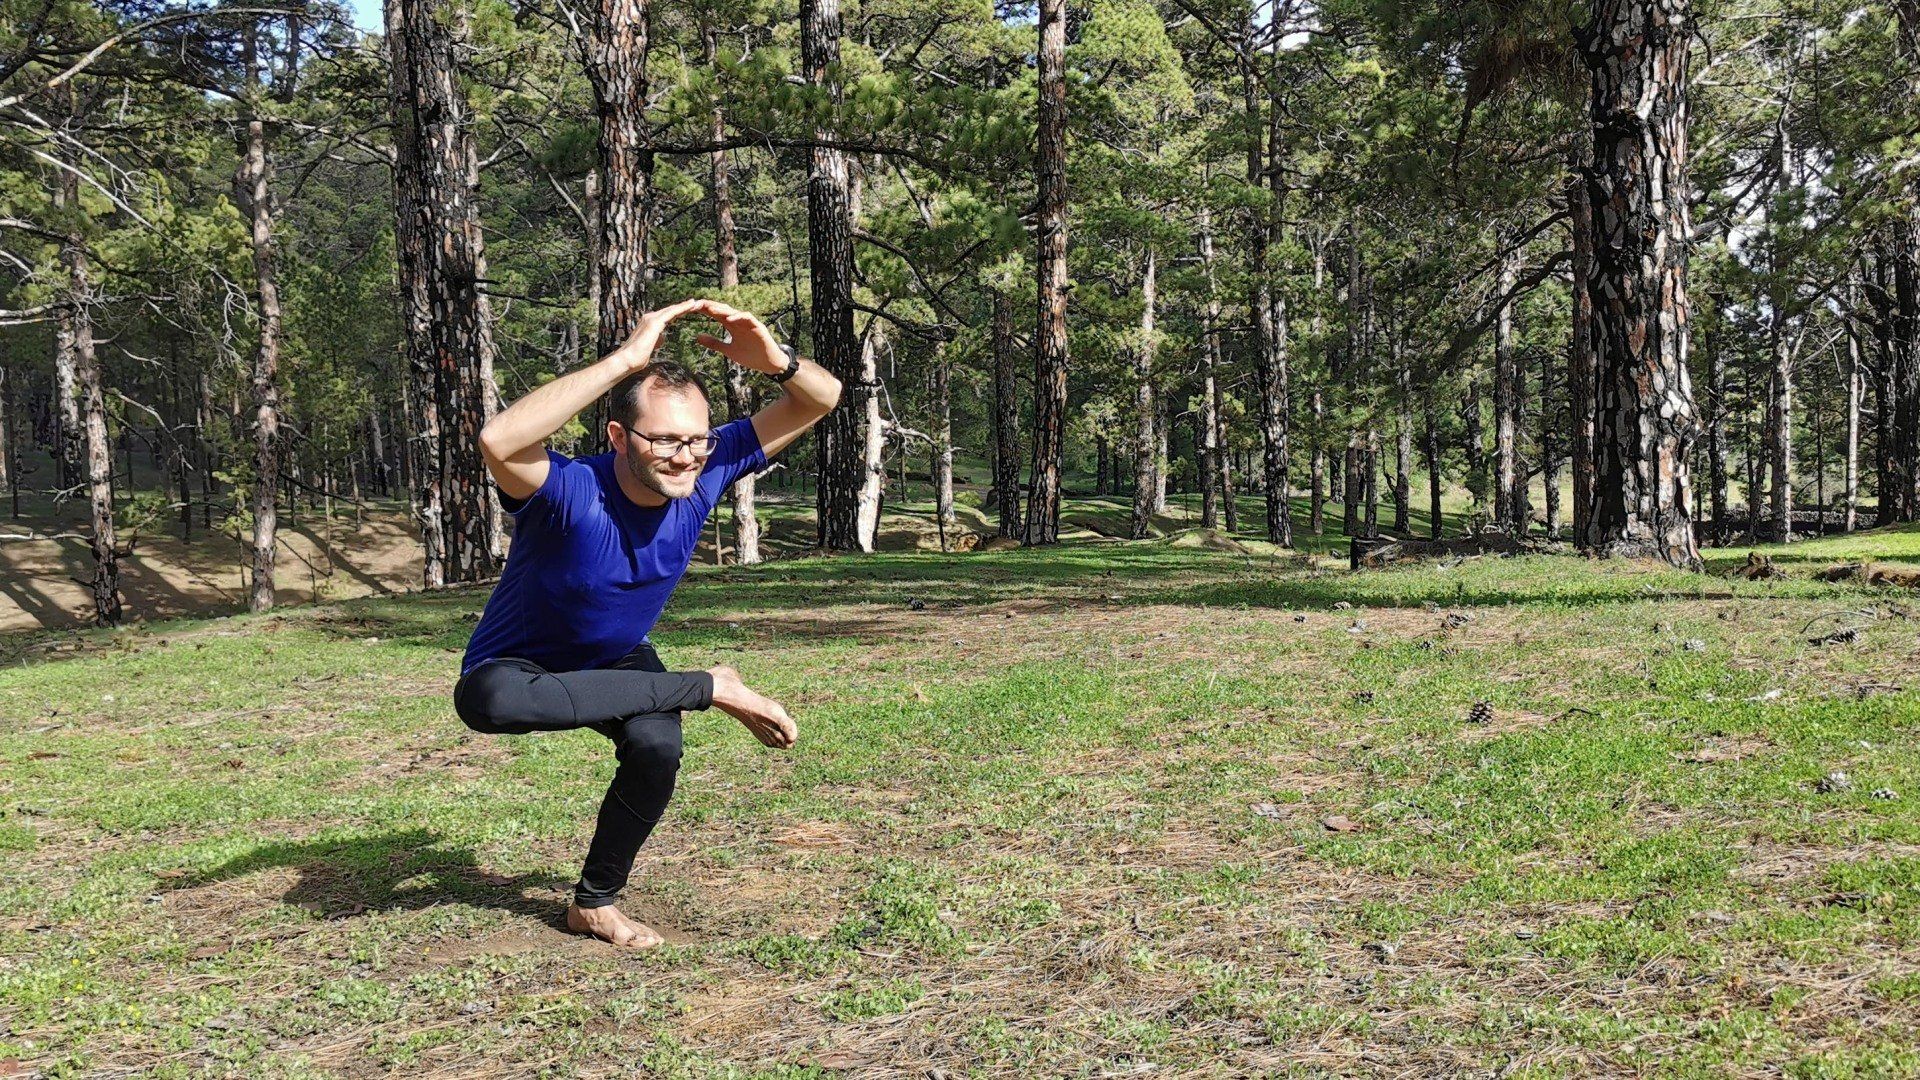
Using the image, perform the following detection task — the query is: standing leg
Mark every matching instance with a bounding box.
[575,642,685,909]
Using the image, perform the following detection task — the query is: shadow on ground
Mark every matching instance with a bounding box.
[168,827,572,926]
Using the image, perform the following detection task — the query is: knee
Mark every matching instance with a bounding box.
[616,717,683,772]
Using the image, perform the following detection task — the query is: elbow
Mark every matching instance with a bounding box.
[478,423,507,464]
[822,375,845,411]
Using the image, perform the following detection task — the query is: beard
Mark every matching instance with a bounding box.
[624,442,701,501]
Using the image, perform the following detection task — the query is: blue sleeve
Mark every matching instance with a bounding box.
[497,448,588,528]
[706,416,768,493]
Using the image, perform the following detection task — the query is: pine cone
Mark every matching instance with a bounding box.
[1467,701,1494,725]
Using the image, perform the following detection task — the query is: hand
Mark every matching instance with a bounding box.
[707,665,798,749]
[690,300,789,376]
[615,298,708,374]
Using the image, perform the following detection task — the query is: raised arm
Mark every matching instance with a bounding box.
[479,298,708,500]
[692,301,843,458]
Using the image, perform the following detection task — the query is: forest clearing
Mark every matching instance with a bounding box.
[4,525,1920,1075]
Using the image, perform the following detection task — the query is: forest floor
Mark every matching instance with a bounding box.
[4,519,1920,1076]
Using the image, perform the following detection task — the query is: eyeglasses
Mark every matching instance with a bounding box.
[619,422,717,459]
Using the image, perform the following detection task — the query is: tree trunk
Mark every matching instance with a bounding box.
[1131,248,1158,540]
[384,0,445,587]
[64,219,121,624]
[580,0,652,353]
[1198,204,1223,529]
[1540,345,1561,536]
[1493,242,1521,531]
[1394,366,1412,534]
[933,341,954,529]
[239,26,284,612]
[52,170,83,491]
[992,288,1020,539]
[1025,0,1070,545]
[1844,280,1864,532]
[1703,329,1728,541]
[1424,394,1443,539]
[1767,261,1793,543]
[706,24,761,565]
[1244,34,1292,546]
[801,0,872,551]
[1567,162,1597,545]
[1578,0,1702,569]
[854,321,885,548]
[401,0,502,582]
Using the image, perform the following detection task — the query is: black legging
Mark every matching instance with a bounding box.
[452,643,715,909]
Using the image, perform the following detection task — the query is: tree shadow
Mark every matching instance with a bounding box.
[167,827,572,926]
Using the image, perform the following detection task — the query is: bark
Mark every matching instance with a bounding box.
[854,320,885,548]
[1844,280,1864,532]
[1493,242,1521,531]
[580,0,653,352]
[1424,394,1443,539]
[1578,0,1702,569]
[1309,235,1326,535]
[707,24,760,565]
[1153,392,1168,514]
[1198,204,1224,529]
[1025,0,1070,545]
[1766,124,1794,542]
[1540,346,1561,536]
[401,0,502,582]
[801,0,873,551]
[1703,330,1728,540]
[933,340,954,529]
[1567,161,1598,545]
[1394,363,1412,534]
[992,288,1020,538]
[52,171,82,489]
[239,25,284,612]
[1889,222,1920,522]
[1244,33,1292,546]
[384,0,444,587]
[1131,249,1158,540]
[65,220,120,625]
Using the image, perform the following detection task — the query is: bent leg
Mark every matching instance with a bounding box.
[453,654,713,736]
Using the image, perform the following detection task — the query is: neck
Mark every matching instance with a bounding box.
[613,452,669,508]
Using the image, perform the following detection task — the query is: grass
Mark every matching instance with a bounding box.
[3,513,1920,1076]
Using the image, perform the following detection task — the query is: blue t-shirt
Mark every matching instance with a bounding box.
[460,416,767,675]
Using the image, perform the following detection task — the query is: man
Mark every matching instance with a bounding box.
[452,298,842,948]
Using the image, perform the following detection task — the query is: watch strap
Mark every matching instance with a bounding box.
[772,343,801,383]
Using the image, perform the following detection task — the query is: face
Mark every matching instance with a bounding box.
[609,382,712,501]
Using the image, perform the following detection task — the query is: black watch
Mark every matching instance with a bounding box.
[772,343,801,383]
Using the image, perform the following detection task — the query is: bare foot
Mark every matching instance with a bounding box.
[566,902,664,948]
[708,665,797,748]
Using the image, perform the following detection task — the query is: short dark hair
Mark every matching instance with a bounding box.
[607,360,711,429]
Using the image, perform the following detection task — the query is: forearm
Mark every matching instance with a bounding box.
[771,356,842,416]
[482,348,638,458]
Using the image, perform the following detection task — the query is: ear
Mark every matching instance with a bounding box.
[607,419,626,451]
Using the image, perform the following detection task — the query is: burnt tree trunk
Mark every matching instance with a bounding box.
[384,1,446,586]
[580,0,653,352]
[1025,0,1070,545]
[802,0,872,551]
[401,0,502,582]
[1578,0,1702,568]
